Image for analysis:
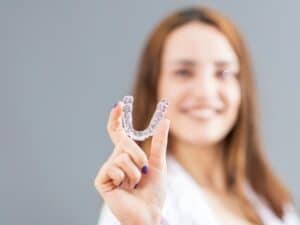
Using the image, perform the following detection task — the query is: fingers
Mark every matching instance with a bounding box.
[95,152,142,192]
[149,118,170,170]
[106,164,125,187]
[114,153,142,188]
[107,101,148,170]
[114,135,148,170]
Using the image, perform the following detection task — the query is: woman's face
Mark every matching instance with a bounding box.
[158,22,241,147]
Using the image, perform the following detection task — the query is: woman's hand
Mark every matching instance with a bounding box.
[94,102,170,225]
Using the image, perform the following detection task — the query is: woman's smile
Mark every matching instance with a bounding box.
[179,101,224,122]
[186,107,220,121]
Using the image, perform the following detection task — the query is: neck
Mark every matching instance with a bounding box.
[169,139,227,193]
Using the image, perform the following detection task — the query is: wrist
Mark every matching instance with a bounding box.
[121,212,162,225]
[121,206,164,225]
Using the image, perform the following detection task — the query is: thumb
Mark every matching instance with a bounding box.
[149,118,170,170]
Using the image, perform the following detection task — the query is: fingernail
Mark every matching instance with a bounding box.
[141,165,148,174]
[134,183,138,189]
[112,102,118,109]
[119,181,123,187]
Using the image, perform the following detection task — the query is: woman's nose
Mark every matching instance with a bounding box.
[191,69,218,98]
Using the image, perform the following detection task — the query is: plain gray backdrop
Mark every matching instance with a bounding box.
[1,1,299,225]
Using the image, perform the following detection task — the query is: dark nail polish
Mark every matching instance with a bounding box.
[141,165,148,174]
[134,183,138,189]
[119,181,123,187]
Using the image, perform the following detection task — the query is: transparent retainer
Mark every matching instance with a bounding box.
[121,95,169,141]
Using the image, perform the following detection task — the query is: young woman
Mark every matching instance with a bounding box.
[94,6,300,225]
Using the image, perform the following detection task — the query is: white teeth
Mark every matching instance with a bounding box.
[188,109,216,119]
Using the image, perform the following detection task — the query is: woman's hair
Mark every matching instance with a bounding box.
[129,6,292,224]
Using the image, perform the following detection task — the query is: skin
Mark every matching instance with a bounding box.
[94,102,170,225]
[158,22,253,224]
[158,21,241,193]
[94,22,252,224]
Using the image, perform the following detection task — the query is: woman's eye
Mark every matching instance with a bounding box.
[216,70,236,79]
[174,69,192,77]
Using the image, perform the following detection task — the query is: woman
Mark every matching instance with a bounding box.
[94,6,300,225]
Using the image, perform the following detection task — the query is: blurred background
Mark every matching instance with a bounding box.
[1,1,299,225]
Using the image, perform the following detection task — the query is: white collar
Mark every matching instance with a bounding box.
[166,154,220,225]
[165,154,299,225]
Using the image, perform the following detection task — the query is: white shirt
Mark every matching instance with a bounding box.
[97,154,300,225]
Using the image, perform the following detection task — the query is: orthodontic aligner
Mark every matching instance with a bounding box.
[121,95,169,141]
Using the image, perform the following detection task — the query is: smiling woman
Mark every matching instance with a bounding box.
[94,6,300,225]
[158,21,241,147]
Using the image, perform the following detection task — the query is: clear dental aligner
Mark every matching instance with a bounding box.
[121,95,169,141]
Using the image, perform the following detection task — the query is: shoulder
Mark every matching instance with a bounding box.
[166,155,300,225]
[283,204,300,225]
[245,182,300,225]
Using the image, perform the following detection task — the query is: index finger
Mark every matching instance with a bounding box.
[106,101,125,146]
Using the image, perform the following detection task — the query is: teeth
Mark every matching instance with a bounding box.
[188,109,216,119]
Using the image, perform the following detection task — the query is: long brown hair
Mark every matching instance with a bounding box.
[129,6,292,224]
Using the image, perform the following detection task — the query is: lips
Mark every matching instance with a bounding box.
[187,108,218,120]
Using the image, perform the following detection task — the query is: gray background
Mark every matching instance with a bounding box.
[1,1,299,225]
